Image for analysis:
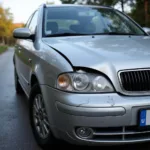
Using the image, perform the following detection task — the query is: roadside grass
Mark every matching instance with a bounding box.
[0,45,8,54]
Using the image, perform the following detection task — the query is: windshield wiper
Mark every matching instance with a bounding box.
[46,32,143,37]
[94,32,139,35]
[46,33,90,37]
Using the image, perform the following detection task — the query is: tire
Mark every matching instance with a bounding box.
[14,68,23,94]
[29,84,57,148]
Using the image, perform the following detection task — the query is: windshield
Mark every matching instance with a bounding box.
[43,6,146,37]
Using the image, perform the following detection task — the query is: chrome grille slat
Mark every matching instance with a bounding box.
[119,69,150,92]
[133,71,138,91]
[146,71,150,89]
[142,71,147,90]
[141,71,146,91]
[93,130,150,136]
[129,72,133,90]
[91,126,150,141]
[139,71,143,90]
[127,72,132,91]
[137,71,141,91]
[122,126,125,140]
[145,71,149,89]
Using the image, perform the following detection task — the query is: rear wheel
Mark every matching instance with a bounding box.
[29,84,57,148]
[14,68,23,94]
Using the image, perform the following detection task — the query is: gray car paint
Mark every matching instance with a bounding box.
[13,4,150,145]
[43,35,150,95]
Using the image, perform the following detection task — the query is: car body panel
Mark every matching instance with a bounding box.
[43,35,150,71]
[43,35,150,95]
[15,38,73,96]
[40,85,150,145]
[13,4,150,145]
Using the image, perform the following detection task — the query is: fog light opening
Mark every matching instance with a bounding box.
[76,127,93,139]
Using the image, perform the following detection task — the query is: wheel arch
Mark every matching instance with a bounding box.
[30,73,40,88]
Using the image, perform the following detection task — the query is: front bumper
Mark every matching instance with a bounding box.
[41,85,150,145]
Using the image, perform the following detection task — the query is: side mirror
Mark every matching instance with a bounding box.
[13,28,32,39]
[143,27,150,35]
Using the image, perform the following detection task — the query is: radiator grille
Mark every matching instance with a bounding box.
[119,70,150,92]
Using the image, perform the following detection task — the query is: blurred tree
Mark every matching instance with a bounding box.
[0,5,15,45]
[46,1,55,4]
[144,0,150,26]
[129,0,150,27]
[61,0,77,4]
[61,0,118,6]
[0,6,6,44]
[118,0,135,12]
[60,0,135,12]
[61,0,150,26]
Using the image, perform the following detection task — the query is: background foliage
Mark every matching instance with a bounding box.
[0,5,24,45]
[60,0,150,27]
[0,0,150,46]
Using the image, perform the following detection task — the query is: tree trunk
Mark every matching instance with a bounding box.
[121,0,124,12]
[2,37,5,45]
[144,0,149,26]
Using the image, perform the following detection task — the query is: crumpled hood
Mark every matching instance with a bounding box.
[43,35,150,73]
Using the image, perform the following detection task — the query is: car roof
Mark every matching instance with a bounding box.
[45,4,113,9]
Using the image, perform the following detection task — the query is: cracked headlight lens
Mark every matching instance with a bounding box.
[57,72,114,93]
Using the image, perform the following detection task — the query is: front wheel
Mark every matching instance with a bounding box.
[29,84,57,148]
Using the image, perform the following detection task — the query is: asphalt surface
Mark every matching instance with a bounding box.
[0,48,150,150]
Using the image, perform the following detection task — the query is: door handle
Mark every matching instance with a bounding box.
[28,58,32,63]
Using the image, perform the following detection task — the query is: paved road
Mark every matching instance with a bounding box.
[0,48,150,150]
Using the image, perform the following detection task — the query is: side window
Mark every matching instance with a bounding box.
[28,11,38,34]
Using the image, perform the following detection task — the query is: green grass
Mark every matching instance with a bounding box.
[0,46,8,54]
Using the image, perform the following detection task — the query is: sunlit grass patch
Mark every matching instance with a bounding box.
[0,45,8,54]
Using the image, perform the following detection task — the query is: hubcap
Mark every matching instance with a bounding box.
[33,94,50,139]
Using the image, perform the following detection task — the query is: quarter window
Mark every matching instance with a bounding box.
[25,15,33,28]
[28,11,38,34]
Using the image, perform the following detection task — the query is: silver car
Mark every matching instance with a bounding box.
[13,4,150,147]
